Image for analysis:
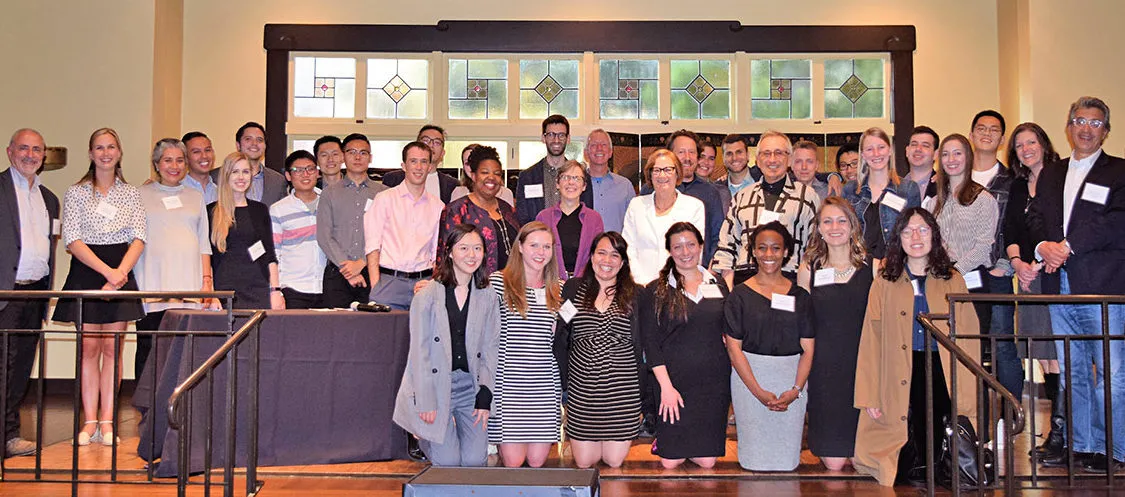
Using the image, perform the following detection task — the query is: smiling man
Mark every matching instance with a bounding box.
[213,122,287,206]
[584,129,634,233]
[381,125,460,203]
[181,131,218,204]
[515,115,594,224]
[904,126,940,201]
[270,150,327,309]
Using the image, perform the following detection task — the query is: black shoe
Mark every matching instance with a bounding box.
[408,437,428,462]
[638,413,656,439]
[1041,450,1093,468]
[1083,453,1125,474]
[1033,415,1066,457]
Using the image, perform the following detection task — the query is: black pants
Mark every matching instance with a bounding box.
[1,277,48,442]
[898,350,953,481]
[134,310,167,382]
[321,263,370,309]
[281,288,323,309]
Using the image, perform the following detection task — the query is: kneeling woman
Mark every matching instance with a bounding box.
[724,222,815,471]
[853,207,980,486]
[393,224,499,466]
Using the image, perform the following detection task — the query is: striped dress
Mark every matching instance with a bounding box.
[487,272,562,444]
[565,284,641,441]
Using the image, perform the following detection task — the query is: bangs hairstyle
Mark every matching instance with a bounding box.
[803,197,866,271]
[749,221,796,268]
[210,151,250,253]
[932,133,985,217]
[501,221,562,317]
[575,231,636,314]
[80,127,127,186]
[853,127,900,195]
[434,224,489,289]
[643,149,683,188]
[880,206,955,281]
[1006,122,1061,180]
[654,222,704,324]
[151,138,187,176]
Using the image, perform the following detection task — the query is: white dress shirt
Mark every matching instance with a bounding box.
[11,170,51,281]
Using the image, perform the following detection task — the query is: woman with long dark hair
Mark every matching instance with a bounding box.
[636,222,730,469]
[853,207,981,486]
[553,231,641,468]
[393,224,499,466]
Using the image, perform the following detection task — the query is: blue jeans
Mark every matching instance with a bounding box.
[1050,270,1125,459]
[988,274,1025,398]
[418,370,489,466]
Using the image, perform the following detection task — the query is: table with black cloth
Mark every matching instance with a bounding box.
[132,309,411,477]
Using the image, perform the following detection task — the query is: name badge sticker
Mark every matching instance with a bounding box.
[162,195,183,210]
[771,293,796,312]
[813,268,835,287]
[364,198,373,212]
[963,270,983,290]
[699,284,723,299]
[51,219,61,236]
[248,241,266,261]
[525,184,544,199]
[881,192,907,212]
[758,210,781,225]
[95,201,118,219]
[911,279,922,297]
[1082,183,1110,205]
[559,299,578,323]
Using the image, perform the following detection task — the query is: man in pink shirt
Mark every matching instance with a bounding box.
[363,142,444,310]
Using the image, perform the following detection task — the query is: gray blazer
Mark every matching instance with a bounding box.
[392,280,500,443]
[0,168,60,312]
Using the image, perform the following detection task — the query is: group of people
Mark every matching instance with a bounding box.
[2,96,1122,485]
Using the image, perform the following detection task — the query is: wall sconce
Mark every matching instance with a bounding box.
[42,147,67,171]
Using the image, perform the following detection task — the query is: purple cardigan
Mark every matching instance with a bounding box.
[536,204,604,280]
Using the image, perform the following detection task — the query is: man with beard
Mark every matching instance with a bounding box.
[515,115,593,224]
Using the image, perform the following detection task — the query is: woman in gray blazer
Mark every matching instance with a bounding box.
[393,223,499,466]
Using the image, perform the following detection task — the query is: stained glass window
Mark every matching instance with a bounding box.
[293,57,356,118]
[520,59,580,119]
[670,60,730,120]
[448,59,508,119]
[599,59,659,120]
[824,59,885,119]
[367,59,428,119]
[750,59,811,119]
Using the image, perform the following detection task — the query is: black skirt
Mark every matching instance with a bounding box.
[53,243,145,324]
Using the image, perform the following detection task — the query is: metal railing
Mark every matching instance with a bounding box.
[0,289,234,496]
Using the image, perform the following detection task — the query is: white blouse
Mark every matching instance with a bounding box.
[61,178,146,247]
[621,192,707,284]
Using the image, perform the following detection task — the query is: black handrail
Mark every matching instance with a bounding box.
[167,310,265,429]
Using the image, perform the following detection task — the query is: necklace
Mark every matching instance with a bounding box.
[495,219,512,254]
[833,265,856,278]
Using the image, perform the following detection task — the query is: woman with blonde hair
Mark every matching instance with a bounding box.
[842,127,921,262]
[621,149,706,284]
[487,221,563,468]
[207,152,283,309]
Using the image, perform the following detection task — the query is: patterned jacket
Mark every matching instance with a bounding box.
[712,176,819,273]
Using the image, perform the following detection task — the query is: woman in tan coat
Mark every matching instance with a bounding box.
[853,207,980,486]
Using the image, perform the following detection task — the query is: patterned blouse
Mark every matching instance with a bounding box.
[61,178,147,246]
[437,195,521,275]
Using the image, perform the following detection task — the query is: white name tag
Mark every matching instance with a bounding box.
[813,268,835,287]
[51,219,61,236]
[247,240,266,261]
[95,201,118,219]
[162,195,183,210]
[911,278,922,297]
[771,293,796,312]
[524,184,544,199]
[963,270,983,290]
[699,284,723,299]
[559,299,578,323]
[881,192,907,212]
[758,210,781,225]
[364,198,373,212]
[1082,183,1110,205]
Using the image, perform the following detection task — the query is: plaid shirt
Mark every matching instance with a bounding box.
[712,176,819,273]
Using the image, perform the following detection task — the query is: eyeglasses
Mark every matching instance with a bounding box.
[543,132,569,140]
[900,226,932,238]
[289,166,318,176]
[559,174,584,184]
[758,149,790,159]
[973,125,1003,136]
[1071,117,1106,130]
[651,166,678,176]
[838,160,859,170]
[344,149,371,158]
[420,137,445,147]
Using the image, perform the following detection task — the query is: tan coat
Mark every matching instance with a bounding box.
[852,272,980,486]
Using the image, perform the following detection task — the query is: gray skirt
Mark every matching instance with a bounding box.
[1018,277,1056,359]
[730,352,806,471]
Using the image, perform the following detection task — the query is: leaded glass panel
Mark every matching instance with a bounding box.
[599,59,658,120]
[367,58,429,119]
[670,60,730,120]
[519,59,580,119]
[749,59,811,119]
[823,59,885,119]
[294,57,356,118]
[448,59,508,119]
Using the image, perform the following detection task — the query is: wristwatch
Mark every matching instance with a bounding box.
[791,385,804,399]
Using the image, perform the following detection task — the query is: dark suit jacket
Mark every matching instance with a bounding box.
[514,157,595,225]
[0,168,60,313]
[210,165,288,206]
[1027,152,1125,295]
[381,169,459,204]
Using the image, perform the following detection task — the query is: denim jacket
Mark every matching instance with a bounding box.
[842,179,922,247]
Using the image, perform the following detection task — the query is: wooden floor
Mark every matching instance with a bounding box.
[0,384,1119,496]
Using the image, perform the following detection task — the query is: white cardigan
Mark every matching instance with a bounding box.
[621,192,707,284]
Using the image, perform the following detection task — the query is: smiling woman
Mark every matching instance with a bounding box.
[535,160,604,279]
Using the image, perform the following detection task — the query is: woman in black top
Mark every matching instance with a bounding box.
[208,152,282,309]
[725,221,814,471]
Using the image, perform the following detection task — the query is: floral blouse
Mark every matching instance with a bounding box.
[437,195,520,275]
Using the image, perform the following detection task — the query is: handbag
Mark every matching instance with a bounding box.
[939,415,995,489]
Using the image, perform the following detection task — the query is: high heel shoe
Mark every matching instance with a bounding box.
[98,421,119,446]
[76,420,100,446]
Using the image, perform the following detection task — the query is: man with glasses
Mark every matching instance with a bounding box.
[904,126,939,202]
[835,143,860,184]
[515,115,594,224]
[269,150,327,309]
[317,133,386,308]
[382,125,459,203]
[1030,96,1125,473]
[314,135,344,189]
[212,122,287,205]
[713,130,819,288]
[584,129,634,233]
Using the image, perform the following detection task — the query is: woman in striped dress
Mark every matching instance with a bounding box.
[554,231,642,468]
[488,221,563,467]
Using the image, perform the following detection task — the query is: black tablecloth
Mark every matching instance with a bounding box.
[132,309,411,477]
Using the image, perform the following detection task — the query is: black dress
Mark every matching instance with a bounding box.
[208,202,276,309]
[806,263,873,458]
[637,278,731,459]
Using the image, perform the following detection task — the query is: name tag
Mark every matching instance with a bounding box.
[771,293,796,312]
[758,210,781,225]
[911,279,922,297]
[524,184,544,199]
[963,270,983,290]
[559,299,578,323]
[364,198,373,212]
[1082,183,1110,205]
[881,192,907,212]
[95,201,118,219]
[51,219,61,236]
[813,268,835,287]
[247,240,266,261]
[162,195,183,210]
[699,284,723,299]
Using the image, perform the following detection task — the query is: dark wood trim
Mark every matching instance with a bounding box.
[263,21,916,171]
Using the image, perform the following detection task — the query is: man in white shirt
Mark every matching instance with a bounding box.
[270,150,327,309]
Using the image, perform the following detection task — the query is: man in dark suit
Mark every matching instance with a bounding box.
[381,125,458,203]
[210,122,287,206]
[515,115,594,224]
[0,129,59,458]
[1028,96,1125,472]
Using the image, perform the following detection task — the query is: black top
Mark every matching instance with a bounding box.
[493,217,517,270]
[863,201,886,259]
[445,284,471,373]
[1002,177,1035,262]
[207,201,276,309]
[724,283,814,356]
[557,207,582,276]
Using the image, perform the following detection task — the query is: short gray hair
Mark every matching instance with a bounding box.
[151,138,187,169]
[1068,96,1111,132]
[8,128,44,148]
[757,130,793,155]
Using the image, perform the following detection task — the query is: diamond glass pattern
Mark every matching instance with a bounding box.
[670,60,730,120]
[824,58,885,119]
[367,58,428,119]
[449,59,508,119]
[599,59,658,120]
[750,59,810,119]
[519,59,580,119]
